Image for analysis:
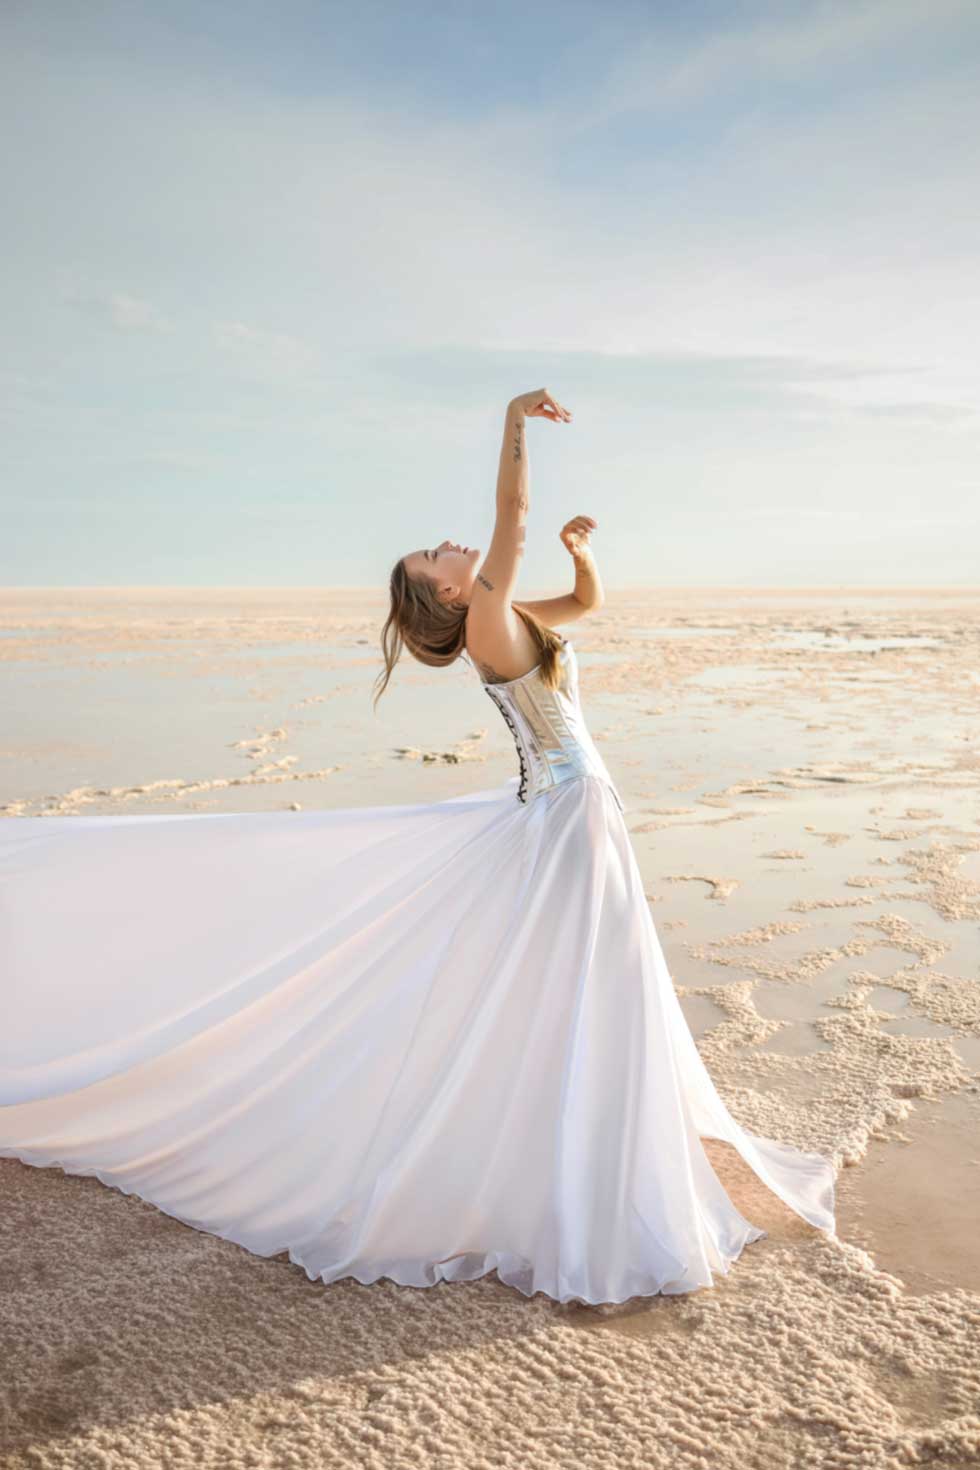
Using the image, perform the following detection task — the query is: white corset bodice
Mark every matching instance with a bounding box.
[474,639,626,814]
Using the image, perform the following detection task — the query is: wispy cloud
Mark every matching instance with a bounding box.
[57,276,173,334]
[212,320,320,377]
[582,0,980,120]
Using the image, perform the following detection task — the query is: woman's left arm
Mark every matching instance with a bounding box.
[563,514,603,610]
[512,517,605,628]
[569,544,604,610]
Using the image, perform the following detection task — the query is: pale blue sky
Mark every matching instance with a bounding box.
[2,0,978,589]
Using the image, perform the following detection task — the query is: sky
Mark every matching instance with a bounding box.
[2,0,979,590]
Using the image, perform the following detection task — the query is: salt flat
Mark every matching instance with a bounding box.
[1,585,978,1469]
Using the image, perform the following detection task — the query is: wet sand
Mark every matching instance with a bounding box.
[1,585,979,1468]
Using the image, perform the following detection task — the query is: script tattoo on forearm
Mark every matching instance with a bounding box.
[512,422,523,461]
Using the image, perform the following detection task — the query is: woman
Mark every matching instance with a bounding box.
[0,390,836,1307]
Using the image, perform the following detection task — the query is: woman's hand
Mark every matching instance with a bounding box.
[559,515,598,559]
[510,388,573,423]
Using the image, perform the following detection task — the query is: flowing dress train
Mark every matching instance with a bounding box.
[0,637,836,1305]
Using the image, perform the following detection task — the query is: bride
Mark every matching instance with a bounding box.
[0,388,836,1307]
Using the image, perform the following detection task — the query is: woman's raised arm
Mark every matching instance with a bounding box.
[483,390,573,595]
[495,398,530,514]
[469,392,574,663]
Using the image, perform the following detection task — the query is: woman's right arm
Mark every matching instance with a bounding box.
[474,399,532,611]
[482,389,574,593]
[495,398,529,516]
[469,392,573,667]
[494,389,571,513]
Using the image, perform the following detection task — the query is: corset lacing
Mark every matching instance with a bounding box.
[483,685,529,803]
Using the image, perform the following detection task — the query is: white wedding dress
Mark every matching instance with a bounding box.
[0,636,836,1306]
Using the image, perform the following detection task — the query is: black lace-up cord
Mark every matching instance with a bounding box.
[483,687,529,803]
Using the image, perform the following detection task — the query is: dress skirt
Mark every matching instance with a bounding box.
[0,773,836,1306]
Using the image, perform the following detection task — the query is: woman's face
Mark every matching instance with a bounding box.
[403,540,482,604]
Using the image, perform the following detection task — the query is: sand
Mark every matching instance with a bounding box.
[1,585,979,1468]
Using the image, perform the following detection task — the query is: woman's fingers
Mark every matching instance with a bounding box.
[559,514,599,551]
[517,389,572,421]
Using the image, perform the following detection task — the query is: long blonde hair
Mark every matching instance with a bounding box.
[373,556,566,711]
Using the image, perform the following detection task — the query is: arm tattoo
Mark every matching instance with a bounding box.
[477,660,508,684]
[476,572,495,592]
[511,423,523,461]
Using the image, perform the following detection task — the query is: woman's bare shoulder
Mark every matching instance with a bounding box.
[464,613,540,685]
